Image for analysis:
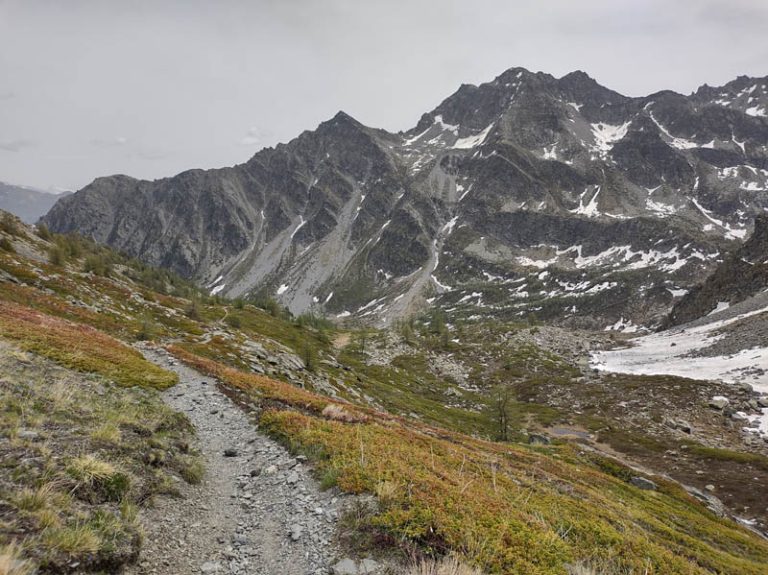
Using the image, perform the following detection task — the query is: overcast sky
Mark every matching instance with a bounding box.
[1,0,766,192]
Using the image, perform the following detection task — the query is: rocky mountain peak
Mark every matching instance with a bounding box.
[492,66,540,84]
[313,110,370,139]
[557,69,626,107]
[325,110,361,126]
[693,75,768,118]
[43,66,768,329]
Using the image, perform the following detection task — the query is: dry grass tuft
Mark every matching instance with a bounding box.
[0,542,33,575]
[11,482,68,514]
[66,455,117,487]
[564,561,634,575]
[374,480,398,507]
[322,403,367,423]
[403,555,485,575]
[91,422,122,444]
[177,457,205,485]
[41,524,100,555]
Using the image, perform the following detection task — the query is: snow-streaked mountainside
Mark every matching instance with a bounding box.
[0,182,70,224]
[666,214,768,326]
[43,68,768,328]
[594,216,768,440]
[592,291,768,440]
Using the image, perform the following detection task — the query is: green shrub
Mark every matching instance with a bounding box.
[47,245,66,266]
[83,254,112,277]
[0,237,14,252]
[36,223,52,240]
[0,213,20,236]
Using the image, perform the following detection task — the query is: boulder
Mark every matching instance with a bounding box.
[288,524,303,541]
[630,476,657,491]
[528,433,551,445]
[708,396,729,410]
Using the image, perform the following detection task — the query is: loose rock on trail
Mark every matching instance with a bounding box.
[127,346,345,575]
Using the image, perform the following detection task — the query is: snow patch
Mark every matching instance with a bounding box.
[648,111,699,149]
[434,114,459,134]
[605,317,640,333]
[690,198,747,239]
[592,304,768,398]
[590,122,630,155]
[441,216,459,236]
[453,123,494,149]
[708,301,730,316]
[290,216,306,239]
[667,288,689,298]
[571,187,601,217]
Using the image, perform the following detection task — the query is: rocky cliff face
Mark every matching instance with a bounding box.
[43,67,768,328]
[666,215,768,326]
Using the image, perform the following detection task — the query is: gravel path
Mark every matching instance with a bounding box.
[126,346,343,575]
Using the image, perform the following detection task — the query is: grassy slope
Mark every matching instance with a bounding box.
[0,217,199,572]
[0,341,201,573]
[0,301,177,389]
[171,348,768,575]
[1,212,768,573]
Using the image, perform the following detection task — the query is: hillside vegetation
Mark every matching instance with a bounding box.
[1,210,767,573]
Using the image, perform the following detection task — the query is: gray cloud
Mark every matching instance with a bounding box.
[90,136,129,148]
[240,127,274,146]
[694,0,768,31]
[134,150,170,161]
[0,0,765,190]
[0,139,35,152]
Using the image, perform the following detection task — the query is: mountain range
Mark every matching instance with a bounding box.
[0,181,70,224]
[43,67,768,329]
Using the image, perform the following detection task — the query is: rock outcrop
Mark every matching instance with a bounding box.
[666,215,768,326]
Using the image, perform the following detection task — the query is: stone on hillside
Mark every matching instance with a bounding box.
[757,396,768,408]
[737,382,754,394]
[528,433,551,445]
[331,558,381,575]
[630,476,657,491]
[223,448,239,457]
[17,429,40,441]
[708,396,729,410]
[200,561,220,574]
[663,418,692,434]
[288,523,303,541]
[686,486,728,517]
